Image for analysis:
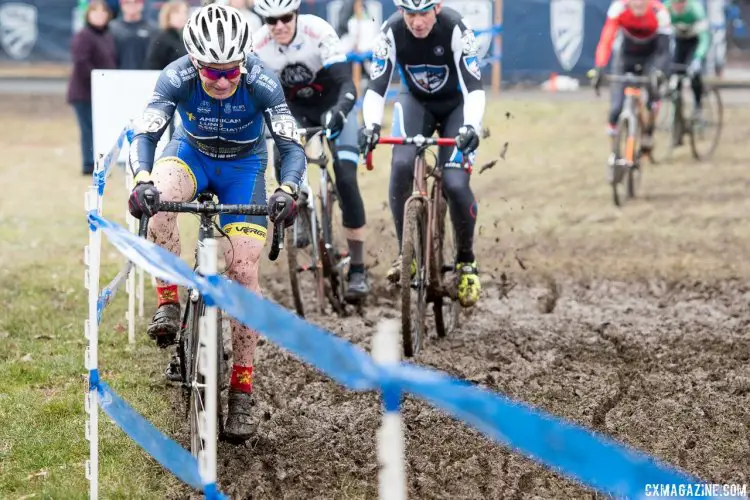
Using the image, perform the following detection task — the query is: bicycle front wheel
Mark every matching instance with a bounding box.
[611,117,630,206]
[181,295,225,457]
[689,86,722,161]
[285,207,325,318]
[651,93,678,163]
[400,202,427,358]
[320,174,347,314]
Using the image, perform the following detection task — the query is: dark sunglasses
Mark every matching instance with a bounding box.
[198,64,242,81]
[264,13,295,25]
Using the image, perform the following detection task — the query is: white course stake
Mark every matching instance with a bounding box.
[198,238,218,488]
[372,320,406,500]
[84,185,101,500]
[137,266,144,318]
[124,169,136,345]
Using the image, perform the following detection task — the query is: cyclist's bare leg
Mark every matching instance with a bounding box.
[147,159,196,345]
[220,235,262,382]
[220,234,263,440]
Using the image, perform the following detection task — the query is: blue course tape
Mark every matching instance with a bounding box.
[95,289,111,324]
[96,381,206,491]
[88,212,379,390]
[94,127,129,195]
[88,368,100,391]
[87,213,737,499]
[203,482,228,500]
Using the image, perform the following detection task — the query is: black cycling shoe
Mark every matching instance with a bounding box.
[345,271,370,303]
[224,390,258,443]
[147,303,180,348]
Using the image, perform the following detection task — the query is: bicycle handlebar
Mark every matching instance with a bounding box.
[365,135,459,170]
[297,126,324,139]
[606,73,652,84]
[137,199,285,261]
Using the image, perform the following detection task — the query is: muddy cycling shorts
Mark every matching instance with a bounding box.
[155,137,268,242]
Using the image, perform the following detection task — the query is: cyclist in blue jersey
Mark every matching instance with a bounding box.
[126,4,306,442]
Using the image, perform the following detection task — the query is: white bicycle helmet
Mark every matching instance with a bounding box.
[394,0,441,12]
[183,4,250,65]
[254,0,301,18]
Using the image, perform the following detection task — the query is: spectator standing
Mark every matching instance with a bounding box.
[67,0,117,175]
[110,0,157,69]
[146,0,189,69]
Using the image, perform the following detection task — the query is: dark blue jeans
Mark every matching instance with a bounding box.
[71,101,94,174]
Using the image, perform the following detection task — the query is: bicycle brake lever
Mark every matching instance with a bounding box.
[268,220,283,261]
[138,215,149,238]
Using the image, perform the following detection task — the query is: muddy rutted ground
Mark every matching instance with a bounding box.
[171,272,750,500]
[4,94,748,498]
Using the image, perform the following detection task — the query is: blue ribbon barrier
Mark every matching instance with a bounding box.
[96,262,134,324]
[95,380,204,490]
[86,212,739,500]
[93,126,130,195]
[475,25,503,36]
[92,380,227,499]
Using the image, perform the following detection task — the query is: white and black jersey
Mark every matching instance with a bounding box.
[252,14,357,115]
[362,7,485,131]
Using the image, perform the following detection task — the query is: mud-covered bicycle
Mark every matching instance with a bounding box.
[138,192,284,457]
[653,63,723,162]
[283,126,352,318]
[366,135,461,358]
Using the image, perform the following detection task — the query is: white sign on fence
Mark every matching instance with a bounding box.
[92,70,177,167]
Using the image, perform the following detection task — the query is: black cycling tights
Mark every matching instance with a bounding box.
[389,92,478,264]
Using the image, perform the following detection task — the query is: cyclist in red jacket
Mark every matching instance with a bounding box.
[590,0,673,152]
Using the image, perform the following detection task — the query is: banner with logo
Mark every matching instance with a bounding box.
[0,0,77,62]
[0,0,619,82]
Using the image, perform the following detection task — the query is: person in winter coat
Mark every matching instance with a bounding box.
[145,0,189,70]
[110,0,157,69]
[67,0,118,175]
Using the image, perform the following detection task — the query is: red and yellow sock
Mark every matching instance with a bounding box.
[156,284,179,307]
[230,365,253,393]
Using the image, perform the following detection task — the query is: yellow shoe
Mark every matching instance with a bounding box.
[456,261,481,307]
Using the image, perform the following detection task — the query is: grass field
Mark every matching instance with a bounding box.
[1,91,748,499]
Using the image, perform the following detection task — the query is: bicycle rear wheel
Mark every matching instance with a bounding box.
[400,202,427,358]
[180,292,225,457]
[432,189,459,338]
[689,86,722,161]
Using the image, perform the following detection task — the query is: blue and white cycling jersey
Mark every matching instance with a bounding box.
[128,53,306,188]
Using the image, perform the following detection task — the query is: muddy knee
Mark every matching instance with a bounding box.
[222,231,264,291]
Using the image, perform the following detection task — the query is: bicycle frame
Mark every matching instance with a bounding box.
[622,86,644,164]
[285,127,351,316]
[304,131,350,275]
[368,134,460,356]
[371,135,457,289]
